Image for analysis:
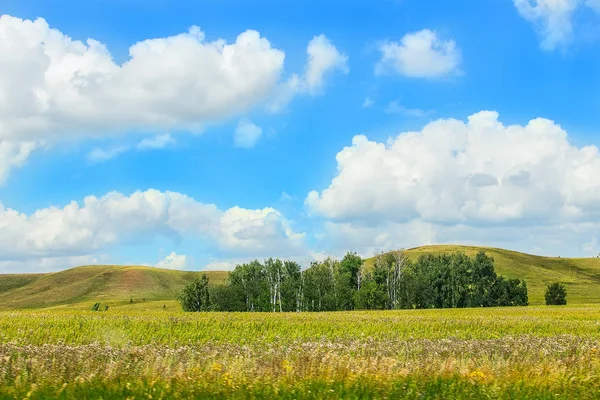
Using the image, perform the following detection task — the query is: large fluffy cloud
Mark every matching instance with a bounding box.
[0,189,305,265]
[0,15,347,177]
[306,111,600,256]
[307,111,600,224]
[0,15,285,141]
[376,29,460,78]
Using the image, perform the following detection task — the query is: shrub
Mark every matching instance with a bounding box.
[545,283,567,305]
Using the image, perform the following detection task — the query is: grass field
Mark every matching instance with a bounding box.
[1,305,600,399]
[2,246,600,397]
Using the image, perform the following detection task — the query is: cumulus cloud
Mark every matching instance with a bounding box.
[234,119,263,148]
[0,15,346,178]
[0,15,285,142]
[306,111,600,255]
[0,189,305,268]
[376,29,461,78]
[362,97,374,108]
[156,252,187,270]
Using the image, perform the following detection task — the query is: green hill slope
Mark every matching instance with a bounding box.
[1,245,599,309]
[0,266,227,309]
[366,245,600,305]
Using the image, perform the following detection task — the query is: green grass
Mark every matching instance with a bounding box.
[0,265,227,309]
[2,306,600,399]
[366,245,600,305]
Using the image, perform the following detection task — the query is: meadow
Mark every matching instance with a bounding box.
[2,304,600,399]
[2,246,600,398]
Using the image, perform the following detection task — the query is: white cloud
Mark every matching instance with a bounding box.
[87,133,177,163]
[0,141,39,182]
[156,252,187,270]
[234,119,263,148]
[306,111,600,255]
[385,101,433,117]
[137,133,176,151]
[0,189,306,270]
[514,0,600,50]
[376,29,461,78]
[514,0,580,50]
[269,35,348,111]
[87,145,129,163]
[304,35,349,93]
[0,255,99,273]
[362,97,374,108]
[322,219,600,259]
[0,15,285,142]
[0,16,346,180]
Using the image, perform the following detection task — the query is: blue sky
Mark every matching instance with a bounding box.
[1,0,600,272]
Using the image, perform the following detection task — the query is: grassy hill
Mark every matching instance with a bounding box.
[366,245,600,305]
[1,245,599,309]
[0,265,227,309]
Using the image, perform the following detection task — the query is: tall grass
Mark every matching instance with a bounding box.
[1,305,600,398]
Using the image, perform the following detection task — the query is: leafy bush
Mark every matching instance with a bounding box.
[545,282,567,305]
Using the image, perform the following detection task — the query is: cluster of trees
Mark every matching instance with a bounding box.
[180,251,529,312]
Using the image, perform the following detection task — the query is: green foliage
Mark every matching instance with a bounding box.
[179,274,211,312]
[90,302,100,311]
[192,251,527,312]
[545,282,567,305]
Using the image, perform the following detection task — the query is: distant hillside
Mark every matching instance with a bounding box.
[1,245,599,309]
[0,266,227,309]
[366,245,600,305]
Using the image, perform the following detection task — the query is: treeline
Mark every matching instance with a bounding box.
[179,251,528,312]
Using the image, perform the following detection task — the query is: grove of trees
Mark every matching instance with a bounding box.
[180,251,528,312]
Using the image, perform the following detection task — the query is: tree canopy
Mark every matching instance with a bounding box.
[180,251,529,312]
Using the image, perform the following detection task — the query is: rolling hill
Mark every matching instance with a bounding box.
[0,265,227,309]
[1,245,599,309]
[366,245,600,305]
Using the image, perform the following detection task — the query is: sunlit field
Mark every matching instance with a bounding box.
[2,304,600,399]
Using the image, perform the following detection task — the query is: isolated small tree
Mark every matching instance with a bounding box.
[179,274,211,312]
[545,282,567,305]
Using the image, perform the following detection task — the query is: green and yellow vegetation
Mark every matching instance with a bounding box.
[2,306,600,398]
[0,265,227,310]
[1,246,600,398]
